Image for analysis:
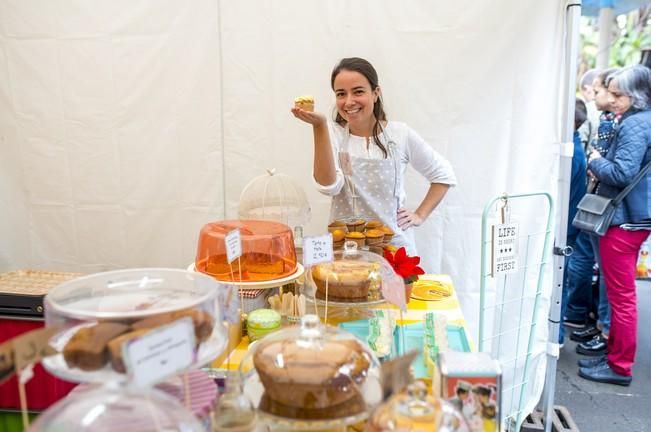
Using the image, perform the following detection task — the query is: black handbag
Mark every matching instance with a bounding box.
[572,161,651,236]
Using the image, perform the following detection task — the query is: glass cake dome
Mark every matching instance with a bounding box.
[368,381,469,431]
[42,268,228,383]
[303,241,404,305]
[239,314,383,428]
[238,169,311,231]
[27,383,205,432]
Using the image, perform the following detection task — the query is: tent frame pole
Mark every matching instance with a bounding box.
[540,1,581,431]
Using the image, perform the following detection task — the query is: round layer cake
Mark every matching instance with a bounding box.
[311,260,378,302]
[195,220,297,282]
[253,337,371,417]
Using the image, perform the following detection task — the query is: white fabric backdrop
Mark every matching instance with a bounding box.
[0,0,565,419]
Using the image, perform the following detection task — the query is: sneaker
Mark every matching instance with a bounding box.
[564,319,586,329]
[577,355,606,368]
[576,334,608,356]
[578,362,632,386]
[570,325,601,342]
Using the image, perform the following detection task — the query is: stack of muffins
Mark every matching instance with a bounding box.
[327,218,395,254]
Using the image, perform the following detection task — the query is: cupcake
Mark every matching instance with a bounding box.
[328,220,347,234]
[380,225,394,242]
[247,308,282,342]
[294,95,314,112]
[346,219,366,233]
[365,220,383,230]
[345,231,366,248]
[331,229,346,249]
[364,229,384,246]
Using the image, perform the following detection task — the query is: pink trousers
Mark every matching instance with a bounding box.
[600,226,649,376]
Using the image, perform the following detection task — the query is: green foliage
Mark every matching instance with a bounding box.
[580,6,651,70]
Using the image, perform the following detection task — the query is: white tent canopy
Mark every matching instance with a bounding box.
[0,0,567,422]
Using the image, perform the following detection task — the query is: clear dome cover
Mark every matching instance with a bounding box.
[195,220,298,282]
[239,314,382,428]
[27,384,205,432]
[238,169,311,230]
[303,242,404,305]
[43,268,228,383]
[368,382,469,432]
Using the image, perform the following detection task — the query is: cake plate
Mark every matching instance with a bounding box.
[302,283,388,323]
[187,262,304,290]
[242,370,378,431]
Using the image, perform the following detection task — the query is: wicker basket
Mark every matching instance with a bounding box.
[0,270,82,317]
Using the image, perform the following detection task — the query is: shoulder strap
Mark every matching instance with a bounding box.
[613,160,651,206]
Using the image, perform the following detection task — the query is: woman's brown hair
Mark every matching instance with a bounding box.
[331,57,389,158]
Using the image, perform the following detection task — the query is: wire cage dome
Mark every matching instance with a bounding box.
[238,169,311,231]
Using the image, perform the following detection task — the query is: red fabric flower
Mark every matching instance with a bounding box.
[383,247,425,284]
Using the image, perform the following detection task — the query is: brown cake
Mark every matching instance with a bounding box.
[63,322,130,371]
[131,309,213,342]
[107,329,152,373]
[311,260,377,301]
[253,338,371,416]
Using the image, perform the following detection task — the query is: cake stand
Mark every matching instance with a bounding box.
[301,281,389,323]
[186,262,304,290]
[42,268,229,384]
[242,372,372,431]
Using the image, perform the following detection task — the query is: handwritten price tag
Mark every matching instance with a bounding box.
[124,318,195,387]
[220,285,240,324]
[303,234,334,267]
[225,229,242,264]
[13,327,57,371]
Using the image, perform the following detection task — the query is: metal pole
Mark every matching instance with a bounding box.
[540,1,581,431]
[597,6,614,69]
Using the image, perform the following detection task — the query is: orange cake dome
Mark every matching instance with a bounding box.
[195,220,297,282]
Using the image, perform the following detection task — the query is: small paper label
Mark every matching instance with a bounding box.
[492,223,518,276]
[0,340,14,385]
[380,266,407,312]
[220,285,240,324]
[124,318,195,387]
[303,234,334,267]
[13,327,57,371]
[380,350,419,399]
[225,229,242,264]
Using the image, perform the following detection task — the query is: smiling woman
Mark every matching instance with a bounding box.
[290,57,457,255]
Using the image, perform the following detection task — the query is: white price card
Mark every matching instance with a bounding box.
[492,222,518,276]
[124,317,195,387]
[220,285,240,324]
[225,229,242,264]
[303,234,334,267]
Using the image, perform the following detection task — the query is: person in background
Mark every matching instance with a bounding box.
[578,68,600,152]
[291,57,456,255]
[559,98,588,344]
[578,65,651,386]
[571,68,620,356]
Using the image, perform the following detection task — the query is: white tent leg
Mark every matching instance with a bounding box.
[597,7,614,69]
[540,1,581,431]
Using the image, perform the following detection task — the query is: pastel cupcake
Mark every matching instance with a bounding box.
[345,231,366,248]
[365,220,383,230]
[346,219,366,233]
[328,220,347,234]
[332,229,346,249]
[364,229,385,246]
[380,226,394,242]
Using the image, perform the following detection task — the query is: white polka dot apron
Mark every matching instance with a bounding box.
[331,126,417,254]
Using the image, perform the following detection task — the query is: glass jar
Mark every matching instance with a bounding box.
[212,372,257,432]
